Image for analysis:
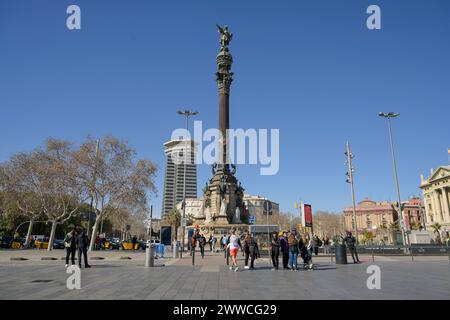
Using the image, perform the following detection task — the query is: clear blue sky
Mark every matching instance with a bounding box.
[1,0,449,218]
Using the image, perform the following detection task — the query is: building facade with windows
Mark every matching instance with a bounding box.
[243,194,280,226]
[420,166,450,233]
[344,198,398,243]
[161,140,197,220]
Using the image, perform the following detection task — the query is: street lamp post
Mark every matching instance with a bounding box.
[345,142,358,244]
[177,110,198,259]
[378,112,409,247]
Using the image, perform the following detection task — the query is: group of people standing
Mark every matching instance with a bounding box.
[64,228,91,268]
[269,231,315,271]
[189,228,362,271]
[190,231,219,259]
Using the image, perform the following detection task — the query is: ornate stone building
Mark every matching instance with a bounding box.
[176,193,279,229]
[344,198,398,242]
[420,166,450,232]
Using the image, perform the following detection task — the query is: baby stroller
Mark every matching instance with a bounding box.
[300,246,314,271]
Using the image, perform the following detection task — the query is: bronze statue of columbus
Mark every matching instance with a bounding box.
[216,24,232,48]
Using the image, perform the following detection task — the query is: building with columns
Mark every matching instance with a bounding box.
[420,166,450,233]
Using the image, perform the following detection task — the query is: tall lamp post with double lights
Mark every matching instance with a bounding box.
[345,142,358,244]
[378,112,409,247]
[177,110,198,259]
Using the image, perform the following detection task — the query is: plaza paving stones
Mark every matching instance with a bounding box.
[0,250,448,300]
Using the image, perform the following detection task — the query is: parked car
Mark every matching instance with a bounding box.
[35,237,50,249]
[0,236,14,249]
[104,238,120,250]
[11,238,25,249]
[53,239,65,249]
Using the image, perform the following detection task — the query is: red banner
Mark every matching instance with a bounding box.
[304,204,313,228]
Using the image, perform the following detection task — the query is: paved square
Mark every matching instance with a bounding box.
[0,250,448,300]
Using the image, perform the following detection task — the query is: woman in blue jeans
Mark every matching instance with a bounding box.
[287,234,299,271]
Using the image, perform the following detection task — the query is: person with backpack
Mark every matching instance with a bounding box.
[198,233,207,259]
[243,233,259,270]
[287,233,299,271]
[280,231,289,270]
[190,229,200,256]
[270,232,281,270]
[64,228,77,267]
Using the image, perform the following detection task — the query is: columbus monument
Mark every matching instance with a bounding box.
[199,25,248,228]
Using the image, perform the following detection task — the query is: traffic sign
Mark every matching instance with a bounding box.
[248,215,256,225]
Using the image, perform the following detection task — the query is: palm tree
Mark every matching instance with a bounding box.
[388,222,399,245]
[430,223,442,235]
[165,208,181,242]
[378,224,388,244]
[410,221,421,231]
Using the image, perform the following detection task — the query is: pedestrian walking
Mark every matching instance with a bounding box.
[190,229,200,256]
[211,234,217,252]
[280,231,289,269]
[221,234,228,251]
[243,233,259,269]
[64,228,77,267]
[227,230,241,272]
[344,231,361,264]
[76,228,91,268]
[208,235,213,252]
[270,232,280,270]
[132,235,138,250]
[199,233,207,259]
[323,236,330,255]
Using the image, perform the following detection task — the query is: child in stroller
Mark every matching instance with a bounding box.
[299,236,314,270]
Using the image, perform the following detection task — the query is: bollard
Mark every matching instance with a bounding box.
[226,248,230,266]
[145,245,155,267]
[192,248,195,266]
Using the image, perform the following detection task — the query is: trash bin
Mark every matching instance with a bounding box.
[156,244,164,258]
[335,244,347,264]
[173,243,179,259]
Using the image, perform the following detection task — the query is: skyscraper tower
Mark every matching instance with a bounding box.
[161,140,197,220]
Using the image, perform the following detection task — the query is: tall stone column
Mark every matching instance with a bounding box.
[216,44,233,171]
[442,187,450,223]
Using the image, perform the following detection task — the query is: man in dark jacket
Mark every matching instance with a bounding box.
[64,228,77,267]
[344,231,360,264]
[243,233,259,269]
[270,232,281,270]
[280,232,289,269]
[198,234,207,259]
[76,228,91,268]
